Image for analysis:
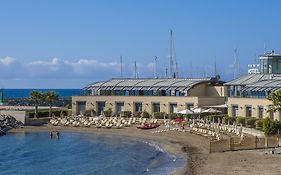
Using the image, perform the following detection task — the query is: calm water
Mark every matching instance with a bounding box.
[0,132,186,175]
[2,89,84,98]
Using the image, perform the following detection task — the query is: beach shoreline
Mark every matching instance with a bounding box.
[10,125,281,175]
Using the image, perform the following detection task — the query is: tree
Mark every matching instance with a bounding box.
[44,91,59,118]
[268,90,281,112]
[30,91,43,118]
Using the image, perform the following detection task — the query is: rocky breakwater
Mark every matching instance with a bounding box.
[0,114,23,136]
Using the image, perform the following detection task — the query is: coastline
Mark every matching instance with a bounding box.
[10,126,205,175]
[10,126,281,175]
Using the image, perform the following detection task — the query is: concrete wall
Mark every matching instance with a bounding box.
[0,110,28,124]
[72,95,226,115]
[227,97,280,120]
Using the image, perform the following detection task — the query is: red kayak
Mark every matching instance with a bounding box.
[137,123,160,129]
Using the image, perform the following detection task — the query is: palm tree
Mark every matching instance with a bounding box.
[30,91,43,118]
[268,90,281,112]
[44,91,59,118]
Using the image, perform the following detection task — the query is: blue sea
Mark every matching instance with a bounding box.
[0,132,186,175]
[1,89,85,98]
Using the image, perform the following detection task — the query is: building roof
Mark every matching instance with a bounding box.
[225,74,281,92]
[84,77,222,91]
[259,50,281,58]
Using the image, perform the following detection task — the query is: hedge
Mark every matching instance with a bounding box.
[133,112,142,118]
[255,119,263,129]
[103,108,113,117]
[236,117,246,126]
[84,109,96,117]
[29,109,68,118]
[222,116,236,125]
[142,111,150,118]
[154,112,166,119]
[245,117,257,128]
[122,111,132,118]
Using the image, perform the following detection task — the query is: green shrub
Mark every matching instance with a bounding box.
[236,117,246,126]
[168,113,178,120]
[263,117,281,135]
[122,111,132,118]
[208,115,226,123]
[83,109,96,117]
[142,111,150,118]
[245,117,257,128]
[255,119,263,129]
[103,108,112,117]
[133,112,142,118]
[154,112,166,119]
[29,109,68,118]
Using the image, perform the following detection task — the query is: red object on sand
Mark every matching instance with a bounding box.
[174,118,184,122]
[137,123,160,129]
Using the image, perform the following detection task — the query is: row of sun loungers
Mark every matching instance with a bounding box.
[49,117,160,129]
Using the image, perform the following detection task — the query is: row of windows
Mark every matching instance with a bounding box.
[95,101,194,114]
[98,90,187,97]
[231,105,274,120]
[228,86,272,98]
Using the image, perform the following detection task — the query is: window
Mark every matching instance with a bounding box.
[152,103,160,113]
[186,103,194,110]
[170,103,177,113]
[116,102,124,113]
[231,105,238,117]
[245,106,252,117]
[97,101,106,115]
[258,106,263,118]
[134,102,142,112]
[77,101,86,115]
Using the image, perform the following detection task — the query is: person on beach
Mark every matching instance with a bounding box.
[50,131,53,139]
[56,131,60,139]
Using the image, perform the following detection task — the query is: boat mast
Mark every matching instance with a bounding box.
[154,56,158,79]
[120,56,123,78]
[169,30,174,78]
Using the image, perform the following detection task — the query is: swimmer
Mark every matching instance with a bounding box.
[50,131,53,139]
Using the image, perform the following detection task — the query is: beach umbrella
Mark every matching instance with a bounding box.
[203,108,222,113]
[192,107,205,114]
[176,109,194,114]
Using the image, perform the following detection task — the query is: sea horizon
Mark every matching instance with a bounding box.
[1,89,85,99]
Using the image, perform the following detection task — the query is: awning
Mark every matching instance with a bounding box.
[203,104,228,108]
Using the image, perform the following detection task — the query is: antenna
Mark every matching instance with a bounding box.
[264,43,266,54]
[233,48,238,79]
[169,29,174,78]
[165,67,168,78]
[214,56,217,77]
[134,61,138,79]
[120,56,123,78]
[172,32,179,78]
[154,56,158,78]
[190,61,193,78]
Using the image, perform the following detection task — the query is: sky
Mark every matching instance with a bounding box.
[0,0,281,88]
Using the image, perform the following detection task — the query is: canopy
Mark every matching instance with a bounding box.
[203,108,222,113]
[204,104,228,108]
[193,107,205,114]
[176,109,194,114]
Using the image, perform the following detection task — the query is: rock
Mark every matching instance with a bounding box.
[0,114,22,136]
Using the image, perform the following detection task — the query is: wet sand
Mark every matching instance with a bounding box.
[10,126,281,175]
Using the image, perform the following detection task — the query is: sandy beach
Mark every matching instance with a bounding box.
[10,126,281,175]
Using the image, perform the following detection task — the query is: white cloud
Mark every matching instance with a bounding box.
[29,57,60,66]
[0,57,16,65]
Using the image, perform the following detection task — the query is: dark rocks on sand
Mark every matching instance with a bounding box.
[0,114,23,135]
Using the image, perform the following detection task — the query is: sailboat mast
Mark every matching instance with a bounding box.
[120,56,123,78]
[169,29,174,78]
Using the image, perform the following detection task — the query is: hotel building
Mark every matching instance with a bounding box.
[72,78,226,115]
[225,50,281,120]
